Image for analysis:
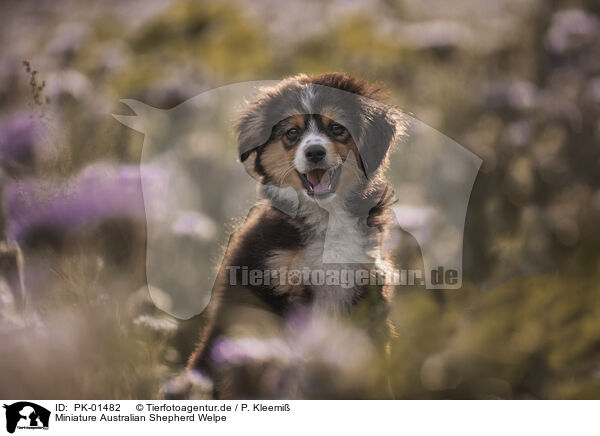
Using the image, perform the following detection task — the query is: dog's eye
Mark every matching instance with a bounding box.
[285,127,300,140]
[329,123,346,136]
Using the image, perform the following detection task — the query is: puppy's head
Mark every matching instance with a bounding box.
[236,73,403,201]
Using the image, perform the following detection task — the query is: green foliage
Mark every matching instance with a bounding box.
[285,15,402,77]
[388,275,600,399]
[130,0,272,78]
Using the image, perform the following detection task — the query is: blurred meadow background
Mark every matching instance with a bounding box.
[1,0,600,399]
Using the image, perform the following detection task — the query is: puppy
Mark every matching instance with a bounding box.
[188,73,404,398]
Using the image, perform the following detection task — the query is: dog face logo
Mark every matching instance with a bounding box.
[3,402,50,433]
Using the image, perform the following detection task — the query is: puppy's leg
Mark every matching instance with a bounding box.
[188,284,286,398]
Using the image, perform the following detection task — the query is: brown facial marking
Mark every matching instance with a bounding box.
[318,108,343,126]
[289,115,305,128]
[261,113,366,195]
[281,115,305,148]
[315,115,352,165]
[261,139,304,189]
[320,115,332,128]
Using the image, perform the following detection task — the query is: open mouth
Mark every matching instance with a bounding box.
[297,166,342,197]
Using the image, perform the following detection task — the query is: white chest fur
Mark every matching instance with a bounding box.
[296,195,381,316]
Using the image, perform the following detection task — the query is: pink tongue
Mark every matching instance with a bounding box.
[307,170,331,194]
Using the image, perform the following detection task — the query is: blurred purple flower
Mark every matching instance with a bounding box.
[211,337,290,366]
[485,80,538,110]
[4,163,168,242]
[171,210,217,241]
[0,114,45,169]
[210,310,373,371]
[160,369,214,400]
[47,22,88,64]
[47,70,92,103]
[206,310,376,397]
[401,20,472,51]
[506,121,533,147]
[586,77,600,103]
[546,9,599,54]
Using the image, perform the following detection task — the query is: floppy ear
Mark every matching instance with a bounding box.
[358,105,399,179]
[235,103,272,163]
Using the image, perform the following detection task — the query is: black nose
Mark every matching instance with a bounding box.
[305,145,326,163]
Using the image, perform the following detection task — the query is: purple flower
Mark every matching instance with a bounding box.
[0,114,45,169]
[211,336,290,365]
[205,310,377,397]
[506,121,533,148]
[485,80,538,111]
[546,9,599,54]
[3,163,168,242]
[171,210,217,241]
[209,310,374,371]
